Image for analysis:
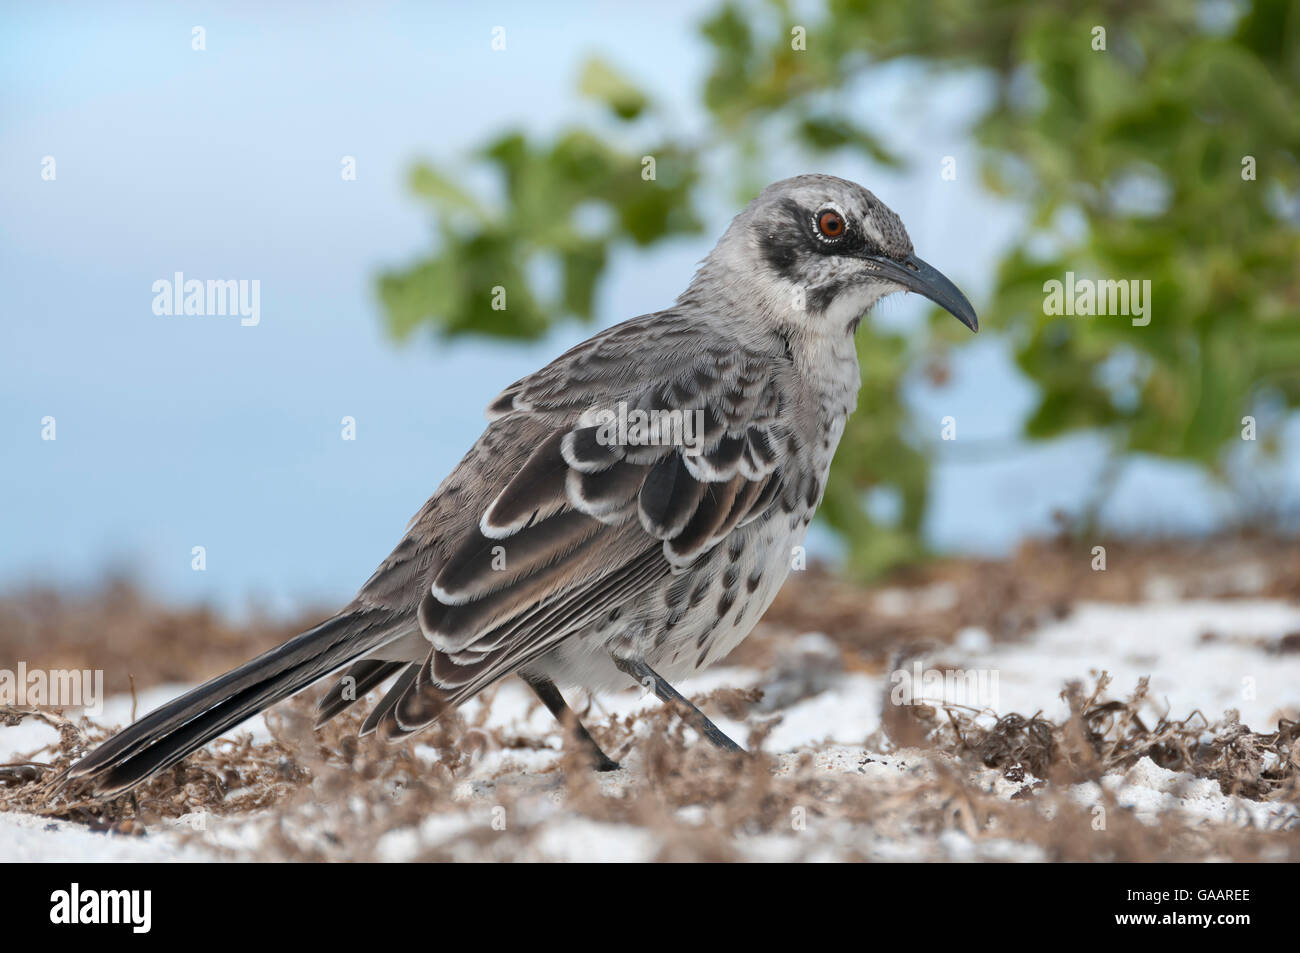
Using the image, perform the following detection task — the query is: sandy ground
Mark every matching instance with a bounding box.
[4,576,1299,861]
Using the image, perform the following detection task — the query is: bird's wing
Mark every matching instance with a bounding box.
[363,313,807,738]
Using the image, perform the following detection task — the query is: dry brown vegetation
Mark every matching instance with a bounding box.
[2,534,1299,861]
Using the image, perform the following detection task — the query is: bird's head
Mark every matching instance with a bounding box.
[690,174,978,339]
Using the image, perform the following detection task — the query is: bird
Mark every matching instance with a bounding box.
[65,174,977,796]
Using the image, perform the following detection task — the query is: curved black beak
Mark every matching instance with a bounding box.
[862,253,979,332]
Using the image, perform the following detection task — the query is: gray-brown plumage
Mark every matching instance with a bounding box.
[66,174,977,795]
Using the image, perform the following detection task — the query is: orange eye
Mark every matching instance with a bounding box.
[817,209,845,239]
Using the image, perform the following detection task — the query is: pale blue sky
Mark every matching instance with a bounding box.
[2,2,1295,616]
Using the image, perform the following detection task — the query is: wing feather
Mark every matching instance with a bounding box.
[373,314,798,738]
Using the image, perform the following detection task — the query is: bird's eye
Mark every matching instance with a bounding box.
[816,209,846,240]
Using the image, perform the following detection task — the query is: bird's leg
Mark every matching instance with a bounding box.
[612,656,744,753]
[522,674,620,772]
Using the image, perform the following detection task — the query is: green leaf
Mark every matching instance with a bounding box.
[577,57,650,121]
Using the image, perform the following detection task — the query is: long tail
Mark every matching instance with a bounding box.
[65,607,404,797]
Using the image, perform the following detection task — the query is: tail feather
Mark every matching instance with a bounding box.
[359,662,420,737]
[66,608,402,796]
[314,659,405,727]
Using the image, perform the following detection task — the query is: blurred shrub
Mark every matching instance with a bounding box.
[378,0,1300,576]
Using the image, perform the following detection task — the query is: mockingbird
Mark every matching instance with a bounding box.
[67,174,977,795]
